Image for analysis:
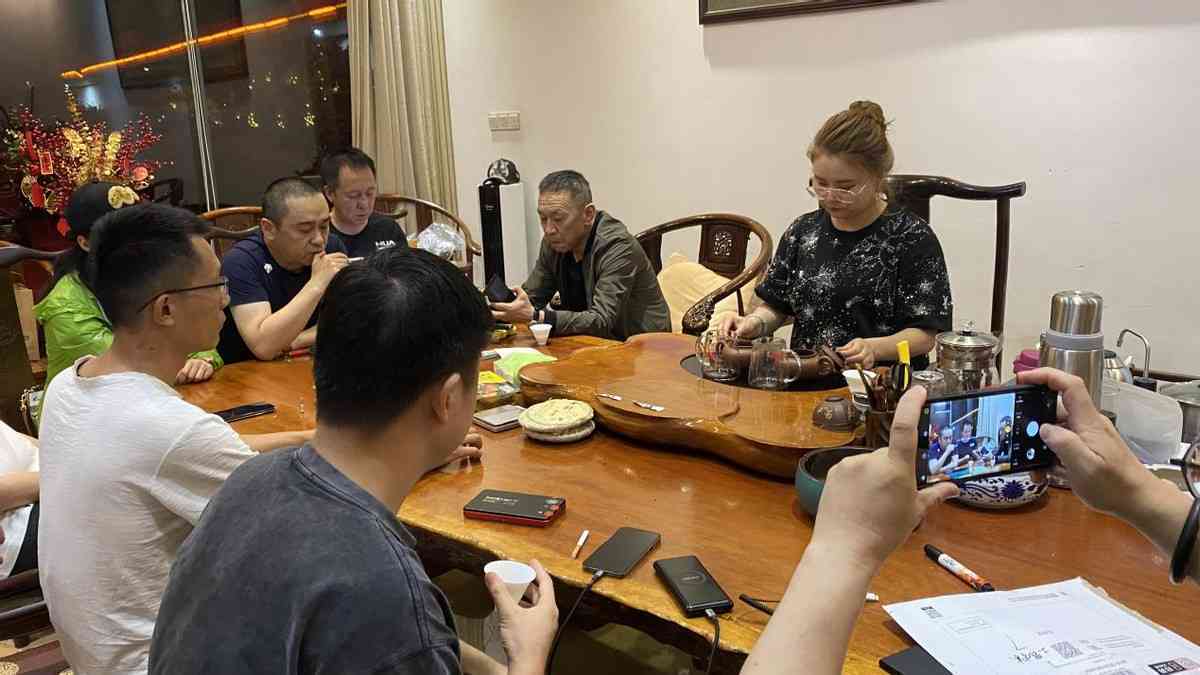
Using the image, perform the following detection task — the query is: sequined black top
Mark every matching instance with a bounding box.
[755,207,953,369]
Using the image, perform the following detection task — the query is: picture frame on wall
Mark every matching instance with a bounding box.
[699,0,915,24]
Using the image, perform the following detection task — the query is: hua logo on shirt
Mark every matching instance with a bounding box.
[375,240,397,250]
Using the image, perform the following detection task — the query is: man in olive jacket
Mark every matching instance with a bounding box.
[491,170,670,340]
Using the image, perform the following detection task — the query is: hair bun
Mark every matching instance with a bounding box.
[848,100,887,130]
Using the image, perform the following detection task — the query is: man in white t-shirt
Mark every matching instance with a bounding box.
[0,421,39,578]
[37,203,314,675]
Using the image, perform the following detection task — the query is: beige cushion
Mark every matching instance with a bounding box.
[656,252,754,333]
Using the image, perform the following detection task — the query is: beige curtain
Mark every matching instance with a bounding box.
[349,0,458,213]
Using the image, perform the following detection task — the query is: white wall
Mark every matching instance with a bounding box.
[444,0,1200,373]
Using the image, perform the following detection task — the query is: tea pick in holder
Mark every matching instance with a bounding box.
[855,364,881,410]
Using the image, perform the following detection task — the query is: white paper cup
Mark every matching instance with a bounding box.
[530,323,551,346]
[842,369,877,398]
[484,560,535,602]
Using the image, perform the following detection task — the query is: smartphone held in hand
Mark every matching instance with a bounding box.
[917,385,1057,487]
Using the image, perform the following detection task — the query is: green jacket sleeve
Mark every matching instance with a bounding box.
[191,348,224,370]
[34,276,116,386]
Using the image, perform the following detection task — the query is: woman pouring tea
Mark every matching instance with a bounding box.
[720,101,952,370]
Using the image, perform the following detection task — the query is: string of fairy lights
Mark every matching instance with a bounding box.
[63,4,347,135]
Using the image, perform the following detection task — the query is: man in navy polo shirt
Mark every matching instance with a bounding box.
[218,178,349,363]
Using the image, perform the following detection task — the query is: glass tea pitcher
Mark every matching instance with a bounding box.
[695,329,739,383]
[748,338,804,390]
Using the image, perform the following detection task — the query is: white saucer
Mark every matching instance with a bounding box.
[524,420,595,444]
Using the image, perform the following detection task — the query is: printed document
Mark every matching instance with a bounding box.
[884,577,1200,674]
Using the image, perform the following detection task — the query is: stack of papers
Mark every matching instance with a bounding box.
[884,578,1200,674]
[493,348,556,385]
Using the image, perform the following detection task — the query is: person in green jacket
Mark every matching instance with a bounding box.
[34,183,222,409]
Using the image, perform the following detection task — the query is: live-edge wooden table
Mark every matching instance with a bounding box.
[180,335,1200,674]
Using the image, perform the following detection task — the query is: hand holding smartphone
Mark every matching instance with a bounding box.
[485,274,517,304]
[917,384,1057,487]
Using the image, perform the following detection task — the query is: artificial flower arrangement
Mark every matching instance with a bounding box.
[2,86,162,235]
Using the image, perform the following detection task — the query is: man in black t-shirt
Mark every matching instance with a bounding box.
[321,147,406,259]
[218,178,348,363]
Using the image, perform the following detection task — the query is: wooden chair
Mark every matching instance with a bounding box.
[200,207,261,259]
[885,175,1027,366]
[375,195,480,278]
[636,214,774,336]
[0,569,50,649]
[372,195,409,222]
[0,244,60,432]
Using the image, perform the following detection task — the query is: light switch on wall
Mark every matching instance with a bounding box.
[487,111,521,131]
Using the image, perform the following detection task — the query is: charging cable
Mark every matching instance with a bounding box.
[546,570,604,674]
[704,608,721,675]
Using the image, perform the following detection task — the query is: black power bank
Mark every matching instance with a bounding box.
[654,555,733,617]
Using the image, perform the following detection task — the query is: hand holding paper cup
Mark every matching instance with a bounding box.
[483,559,559,668]
[484,560,536,602]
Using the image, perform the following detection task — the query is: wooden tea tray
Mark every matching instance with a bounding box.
[518,333,856,477]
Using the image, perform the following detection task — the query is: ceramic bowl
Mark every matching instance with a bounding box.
[812,395,861,432]
[794,446,873,516]
[955,470,1049,509]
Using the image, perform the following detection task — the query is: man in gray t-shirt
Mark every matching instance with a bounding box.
[151,248,558,674]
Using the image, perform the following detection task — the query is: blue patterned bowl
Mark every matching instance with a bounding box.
[955,471,1049,509]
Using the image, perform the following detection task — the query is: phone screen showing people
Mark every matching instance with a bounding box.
[917,385,1057,486]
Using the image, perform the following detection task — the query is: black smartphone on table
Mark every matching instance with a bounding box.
[583,527,660,578]
[917,384,1057,487]
[654,555,733,617]
[214,402,276,423]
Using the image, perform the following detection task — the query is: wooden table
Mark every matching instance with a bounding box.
[180,336,1200,673]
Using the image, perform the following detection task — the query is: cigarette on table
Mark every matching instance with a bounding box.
[572,530,590,559]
